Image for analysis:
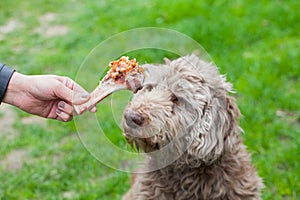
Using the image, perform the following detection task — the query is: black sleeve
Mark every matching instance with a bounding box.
[0,63,15,104]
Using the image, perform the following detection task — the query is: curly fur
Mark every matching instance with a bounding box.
[122,54,264,200]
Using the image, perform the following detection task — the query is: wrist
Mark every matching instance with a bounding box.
[2,72,28,106]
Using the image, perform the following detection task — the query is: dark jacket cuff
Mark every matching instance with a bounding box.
[0,63,15,104]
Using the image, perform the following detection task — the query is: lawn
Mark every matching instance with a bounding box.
[0,0,300,199]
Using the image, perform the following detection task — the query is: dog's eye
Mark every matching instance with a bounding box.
[145,85,153,92]
[170,94,179,104]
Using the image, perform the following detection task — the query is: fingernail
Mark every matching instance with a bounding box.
[56,109,62,115]
[80,94,89,100]
[73,92,90,104]
[58,101,65,109]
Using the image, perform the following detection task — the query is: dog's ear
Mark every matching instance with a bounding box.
[220,95,241,153]
[188,91,241,164]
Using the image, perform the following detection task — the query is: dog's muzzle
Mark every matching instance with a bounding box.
[124,110,146,128]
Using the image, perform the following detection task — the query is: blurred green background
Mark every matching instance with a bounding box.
[0,0,299,199]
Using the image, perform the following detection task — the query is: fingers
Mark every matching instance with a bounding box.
[56,109,73,122]
[56,101,96,122]
[62,77,93,105]
[54,83,91,105]
[53,76,90,104]
[58,77,98,112]
[57,101,73,115]
[72,92,91,105]
[54,76,97,118]
[56,101,75,122]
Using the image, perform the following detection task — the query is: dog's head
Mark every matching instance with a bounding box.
[122,54,241,165]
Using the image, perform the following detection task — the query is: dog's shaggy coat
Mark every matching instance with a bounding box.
[122,54,263,200]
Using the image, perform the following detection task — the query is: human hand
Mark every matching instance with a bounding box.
[3,72,96,121]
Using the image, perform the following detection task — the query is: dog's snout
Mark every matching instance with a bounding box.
[124,111,145,128]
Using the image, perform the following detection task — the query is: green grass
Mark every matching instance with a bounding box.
[0,0,300,199]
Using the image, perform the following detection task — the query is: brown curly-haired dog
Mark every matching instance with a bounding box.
[122,54,264,200]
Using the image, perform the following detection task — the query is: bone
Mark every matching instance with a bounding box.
[73,57,144,114]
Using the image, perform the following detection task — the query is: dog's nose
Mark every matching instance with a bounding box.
[124,110,145,128]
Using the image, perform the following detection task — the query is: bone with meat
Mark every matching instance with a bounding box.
[74,56,144,114]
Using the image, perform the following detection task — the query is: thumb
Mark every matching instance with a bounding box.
[72,91,91,105]
[54,83,91,105]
